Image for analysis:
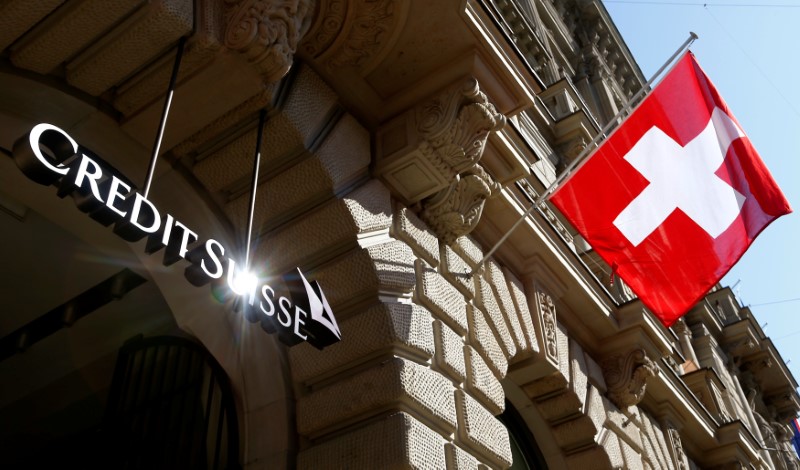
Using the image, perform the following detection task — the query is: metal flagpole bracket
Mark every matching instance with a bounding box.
[470,32,698,275]
[142,36,187,199]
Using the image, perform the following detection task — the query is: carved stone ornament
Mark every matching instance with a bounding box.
[602,348,658,409]
[376,78,505,243]
[224,0,315,83]
[536,291,558,363]
[378,77,505,244]
[666,426,688,470]
[420,166,500,245]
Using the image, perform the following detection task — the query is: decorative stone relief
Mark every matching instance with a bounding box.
[224,0,314,82]
[602,349,657,409]
[376,78,506,244]
[326,0,394,69]
[300,0,402,73]
[536,291,558,363]
[420,167,499,245]
[666,425,688,470]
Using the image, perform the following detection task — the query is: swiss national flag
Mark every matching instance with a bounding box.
[550,53,791,327]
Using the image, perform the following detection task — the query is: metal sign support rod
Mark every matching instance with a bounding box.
[143,36,186,198]
[245,109,268,273]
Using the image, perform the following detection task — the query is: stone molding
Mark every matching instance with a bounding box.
[223,0,315,83]
[602,348,658,409]
[376,78,506,244]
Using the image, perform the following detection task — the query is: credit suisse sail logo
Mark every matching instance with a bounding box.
[13,123,341,349]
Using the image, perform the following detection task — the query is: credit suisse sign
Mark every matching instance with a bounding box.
[13,123,341,349]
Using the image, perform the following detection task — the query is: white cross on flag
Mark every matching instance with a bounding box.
[550,53,791,327]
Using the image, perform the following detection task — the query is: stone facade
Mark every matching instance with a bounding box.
[0,1,798,469]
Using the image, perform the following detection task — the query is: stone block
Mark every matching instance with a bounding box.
[485,260,527,354]
[453,235,484,268]
[535,391,582,424]
[289,303,434,385]
[551,414,599,451]
[504,267,538,354]
[312,241,416,314]
[474,276,516,360]
[620,437,644,469]
[454,390,512,469]
[67,0,193,96]
[466,304,508,379]
[11,0,142,75]
[415,259,468,335]
[297,357,457,437]
[465,346,504,415]
[223,113,371,230]
[262,179,392,273]
[556,322,570,384]
[521,372,568,400]
[569,338,589,410]
[433,320,467,384]
[563,445,613,469]
[393,204,440,267]
[440,244,476,299]
[297,412,447,469]
[281,65,342,148]
[0,1,65,51]
[585,351,608,393]
[445,442,482,470]
[640,413,669,469]
[605,397,643,451]
[601,430,626,469]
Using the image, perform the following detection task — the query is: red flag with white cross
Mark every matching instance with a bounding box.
[550,52,791,327]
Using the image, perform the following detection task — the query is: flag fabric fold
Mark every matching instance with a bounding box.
[550,52,791,327]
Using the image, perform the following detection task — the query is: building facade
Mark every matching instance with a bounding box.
[0,0,798,468]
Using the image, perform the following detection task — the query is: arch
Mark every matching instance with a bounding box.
[101,335,240,469]
[0,71,295,468]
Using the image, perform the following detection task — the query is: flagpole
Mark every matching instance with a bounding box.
[470,32,698,275]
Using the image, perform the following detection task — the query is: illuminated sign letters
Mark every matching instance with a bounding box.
[13,123,341,349]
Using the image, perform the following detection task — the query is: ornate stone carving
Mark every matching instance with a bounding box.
[602,349,657,409]
[327,0,393,69]
[536,291,558,363]
[300,0,345,57]
[224,0,314,82]
[376,78,506,244]
[666,425,688,470]
[300,0,399,72]
[420,167,499,245]
[742,356,773,375]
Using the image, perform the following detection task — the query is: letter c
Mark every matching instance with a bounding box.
[13,123,78,185]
